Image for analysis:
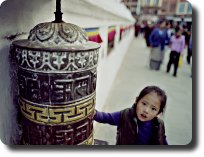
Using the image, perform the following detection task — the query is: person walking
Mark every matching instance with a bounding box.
[166,27,185,77]
[181,25,191,64]
[144,21,154,47]
[186,29,192,64]
[149,20,169,70]
[134,21,140,37]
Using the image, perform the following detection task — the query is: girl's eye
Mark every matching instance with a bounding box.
[142,102,146,105]
[152,108,157,111]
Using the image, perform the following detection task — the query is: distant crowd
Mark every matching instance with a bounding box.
[135,19,192,77]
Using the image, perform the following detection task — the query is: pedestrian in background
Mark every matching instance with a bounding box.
[181,25,191,63]
[134,21,140,37]
[166,22,175,41]
[144,21,154,47]
[186,28,192,64]
[149,20,169,70]
[166,27,185,77]
[94,86,168,145]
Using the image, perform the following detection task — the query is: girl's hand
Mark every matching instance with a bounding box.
[94,110,97,117]
[92,109,97,120]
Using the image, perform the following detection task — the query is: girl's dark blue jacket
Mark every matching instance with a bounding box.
[94,107,168,145]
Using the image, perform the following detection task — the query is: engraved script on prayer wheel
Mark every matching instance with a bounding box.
[10,1,100,145]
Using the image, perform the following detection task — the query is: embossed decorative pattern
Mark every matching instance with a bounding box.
[15,48,99,73]
[17,69,97,104]
[21,117,94,145]
[19,93,95,125]
[28,22,88,45]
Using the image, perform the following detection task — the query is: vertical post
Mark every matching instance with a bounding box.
[54,0,63,22]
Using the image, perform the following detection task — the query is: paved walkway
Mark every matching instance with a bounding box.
[94,36,192,145]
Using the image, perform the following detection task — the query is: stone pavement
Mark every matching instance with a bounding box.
[94,36,192,145]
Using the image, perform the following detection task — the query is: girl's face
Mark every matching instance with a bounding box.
[176,30,182,37]
[136,92,161,122]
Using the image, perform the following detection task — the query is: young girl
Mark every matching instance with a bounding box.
[94,86,168,145]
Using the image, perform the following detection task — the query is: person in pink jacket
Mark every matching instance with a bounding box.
[166,27,185,77]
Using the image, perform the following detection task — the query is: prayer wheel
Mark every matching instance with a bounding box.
[10,0,100,145]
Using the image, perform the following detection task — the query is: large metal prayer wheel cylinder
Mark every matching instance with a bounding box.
[11,21,100,145]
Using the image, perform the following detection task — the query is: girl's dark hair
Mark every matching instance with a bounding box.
[136,86,167,114]
[175,26,180,33]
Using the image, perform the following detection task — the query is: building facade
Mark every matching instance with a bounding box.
[122,0,192,20]
[122,0,139,18]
